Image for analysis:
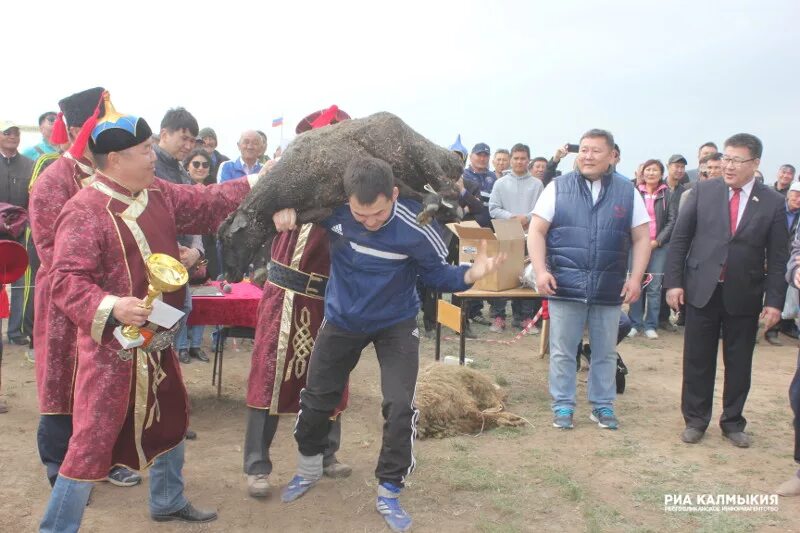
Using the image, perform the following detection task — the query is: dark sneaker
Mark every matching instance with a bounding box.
[681,427,704,444]
[281,475,318,503]
[9,336,30,346]
[470,314,491,326]
[323,460,353,478]
[722,431,751,448]
[189,347,209,362]
[185,428,197,440]
[178,349,191,364]
[590,407,619,430]
[552,407,574,429]
[376,482,412,533]
[107,466,142,487]
[151,502,217,523]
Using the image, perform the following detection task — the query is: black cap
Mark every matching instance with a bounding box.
[471,142,490,155]
[58,87,105,128]
[668,154,688,165]
[90,117,152,155]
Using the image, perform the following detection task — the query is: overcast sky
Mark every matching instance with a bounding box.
[6,0,798,180]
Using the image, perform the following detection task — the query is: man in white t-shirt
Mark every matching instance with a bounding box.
[528,129,651,431]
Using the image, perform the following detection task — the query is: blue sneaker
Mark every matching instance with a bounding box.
[376,482,412,532]
[281,475,318,503]
[107,465,142,487]
[590,407,619,430]
[552,407,574,429]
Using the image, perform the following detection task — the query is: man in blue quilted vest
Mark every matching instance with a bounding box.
[528,129,651,430]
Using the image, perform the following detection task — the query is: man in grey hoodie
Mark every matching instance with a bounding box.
[488,143,544,331]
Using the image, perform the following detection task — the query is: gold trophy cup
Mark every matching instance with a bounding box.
[121,253,189,340]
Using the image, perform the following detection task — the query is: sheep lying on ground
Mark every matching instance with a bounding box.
[415,363,527,439]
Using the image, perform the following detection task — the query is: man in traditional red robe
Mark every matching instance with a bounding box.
[243,106,352,498]
[29,87,142,489]
[40,94,257,531]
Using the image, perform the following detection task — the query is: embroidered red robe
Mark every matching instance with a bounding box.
[246,224,348,414]
[29,154,93,414]
[50,173,252,480]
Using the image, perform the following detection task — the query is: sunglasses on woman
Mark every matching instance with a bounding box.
[191,161,210,169]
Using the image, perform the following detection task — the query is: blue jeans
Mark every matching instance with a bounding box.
[39,475,94,533]
[40,443,188,531]
[149,442,189,515]
[628,246,667,331]
[549,300,621,411]
[490,299,535,321]
[174,289,194,351]
[177,325,204,350]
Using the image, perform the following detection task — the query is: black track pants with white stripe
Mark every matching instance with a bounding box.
[294,317,420,486]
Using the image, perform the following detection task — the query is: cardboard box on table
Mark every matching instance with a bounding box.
[446,219,526,291]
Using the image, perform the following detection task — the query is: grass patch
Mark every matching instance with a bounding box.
[492,426,525,440]
[595,437,640,459]
[495,375,510,387]
[450,439,469,452]
[542,466,584,502]
[470,358,492,370]
[490,494,521,517]
[476,520,521,533]
[444,456,510,492]
[709,453,729,465]
[583,504,626,533]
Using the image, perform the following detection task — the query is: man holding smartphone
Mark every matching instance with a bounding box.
[542,143,579,187]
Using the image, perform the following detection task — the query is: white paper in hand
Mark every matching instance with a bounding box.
[148,299,185,328]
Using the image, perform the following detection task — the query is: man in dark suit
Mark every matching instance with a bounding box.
[778,234,800,496]
[665,133,788,448]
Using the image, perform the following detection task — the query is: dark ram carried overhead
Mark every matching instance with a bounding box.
[218,112,464,282]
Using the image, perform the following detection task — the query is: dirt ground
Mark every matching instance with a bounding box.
[1,317,799,533]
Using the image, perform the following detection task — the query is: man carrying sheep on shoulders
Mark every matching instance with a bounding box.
[273,155,505,532]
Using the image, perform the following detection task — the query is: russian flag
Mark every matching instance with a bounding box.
[272,116,283,127]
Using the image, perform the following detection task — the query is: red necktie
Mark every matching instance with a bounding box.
[721,188,742,282]
[729,188,742,235]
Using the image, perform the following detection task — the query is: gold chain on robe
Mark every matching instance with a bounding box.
[269,224,312,414]
[286,307,314,381]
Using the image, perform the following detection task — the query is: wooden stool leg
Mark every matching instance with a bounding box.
[435,292,441,362]
[539,318,550,358]
[459,301,467,365]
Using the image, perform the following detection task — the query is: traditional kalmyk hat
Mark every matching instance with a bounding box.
[89,92,153,155]
[50,87,107,159]
[295,105,351,134]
